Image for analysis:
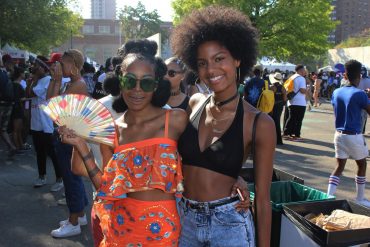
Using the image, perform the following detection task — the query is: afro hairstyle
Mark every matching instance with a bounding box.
[170,5,259,84]
[112,39,170,113]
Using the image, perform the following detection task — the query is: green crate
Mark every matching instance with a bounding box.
[248,181,334,247]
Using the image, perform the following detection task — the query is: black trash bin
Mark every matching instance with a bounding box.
[283,200,370,247]
[248,181,334,247]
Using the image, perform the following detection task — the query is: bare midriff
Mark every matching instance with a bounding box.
[183,165,236,201]
[127,189,175,201]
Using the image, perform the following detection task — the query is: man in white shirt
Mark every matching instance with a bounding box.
[283,64,307,141]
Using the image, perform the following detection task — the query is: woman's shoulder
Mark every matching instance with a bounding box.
[189,93,208,109]
[168,108,187,120]
[241,101,275,132]
[167,108,188,132]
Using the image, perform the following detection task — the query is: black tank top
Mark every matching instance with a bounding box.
[274,83,284,104]
[178,96,244,178]
[171,96,189,111]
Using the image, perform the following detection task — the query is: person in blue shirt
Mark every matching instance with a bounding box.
[327,60,370,207]
[243,65,265,108]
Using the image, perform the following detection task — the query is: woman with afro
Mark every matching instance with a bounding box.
[172,5,274,247]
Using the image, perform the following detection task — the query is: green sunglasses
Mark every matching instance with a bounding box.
[119,74,158,92]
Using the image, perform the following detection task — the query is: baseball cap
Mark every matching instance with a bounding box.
[46,53,62,65]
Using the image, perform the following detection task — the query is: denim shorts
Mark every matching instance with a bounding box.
[178,196,255,247]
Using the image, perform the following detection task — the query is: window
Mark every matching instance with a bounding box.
[99,25,110,34]
[84,47,97,60]
[83,25,94,34]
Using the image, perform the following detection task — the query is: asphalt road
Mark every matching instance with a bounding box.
[0,101,369,247]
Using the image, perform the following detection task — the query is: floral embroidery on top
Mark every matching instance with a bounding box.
[97,139,184,200]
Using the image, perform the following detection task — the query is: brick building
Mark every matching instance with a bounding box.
[330,0,370,44]
[53,19,173,66]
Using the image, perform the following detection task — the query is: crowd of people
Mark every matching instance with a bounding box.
[1,3,370,247]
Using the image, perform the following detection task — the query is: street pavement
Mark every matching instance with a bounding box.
[0,101,369,247]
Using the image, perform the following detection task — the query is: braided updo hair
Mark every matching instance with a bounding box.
[112,39,170,113]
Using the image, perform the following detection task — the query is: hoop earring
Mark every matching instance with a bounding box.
[236,67,240,82]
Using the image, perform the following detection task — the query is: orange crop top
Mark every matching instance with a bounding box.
[96,110,184,200]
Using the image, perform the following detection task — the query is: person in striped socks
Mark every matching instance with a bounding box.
[327,60,370,207]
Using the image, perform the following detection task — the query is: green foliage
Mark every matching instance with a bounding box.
[171,0,338,64]
[335,29,370,48]
[0,0,83,54]
[118,1,167,43]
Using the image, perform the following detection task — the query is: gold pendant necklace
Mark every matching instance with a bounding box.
[208,97,238,134]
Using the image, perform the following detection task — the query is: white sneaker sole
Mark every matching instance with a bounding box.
[51,229,81,238]
[50,185,64,192]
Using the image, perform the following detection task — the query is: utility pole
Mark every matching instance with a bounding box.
[70,29,73,49]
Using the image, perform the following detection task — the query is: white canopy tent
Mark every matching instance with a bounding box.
[318,65,334,72]
[1,43,34,61]
[259,57,296,72]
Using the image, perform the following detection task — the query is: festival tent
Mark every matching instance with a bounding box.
[259,57,296,72]
[1,44,35,62]
[318,65,334,72]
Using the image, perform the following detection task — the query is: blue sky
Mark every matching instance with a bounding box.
[70,0,174,21]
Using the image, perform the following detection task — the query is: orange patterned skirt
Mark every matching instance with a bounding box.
[94,197,180,247]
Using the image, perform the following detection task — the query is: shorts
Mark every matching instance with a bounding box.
[178,196,255,247]
[94,197,180,247]
[0,104,13,132]
[334,131,368,160]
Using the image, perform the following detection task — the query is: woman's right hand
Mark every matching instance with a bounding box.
[58,126,84,147]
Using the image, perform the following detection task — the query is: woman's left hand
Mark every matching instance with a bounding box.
[58,126,83,147]
[231,176,251,212]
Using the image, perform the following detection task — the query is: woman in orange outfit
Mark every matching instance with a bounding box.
[59,40,188,246]
[59,39,249,246]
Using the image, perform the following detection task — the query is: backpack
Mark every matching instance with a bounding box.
[284,74,300,100]
[0,70,14,102]
[257,80,275,113]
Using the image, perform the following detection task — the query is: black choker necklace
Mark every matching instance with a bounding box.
[170,90,181,96]
[212,91,239,107]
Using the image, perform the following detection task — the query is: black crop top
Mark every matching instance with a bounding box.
[171,96,190,111]
[178,96,244,178]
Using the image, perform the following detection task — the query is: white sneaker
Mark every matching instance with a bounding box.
[57,198,67,205]
[50,181,64,192]
[356,198,370,208]
[33,177,46,187]
[59,214,87,226]
[51,221,81,238]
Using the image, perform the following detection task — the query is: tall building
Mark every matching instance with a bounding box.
[91,0,116,20]
[330,0,370,44]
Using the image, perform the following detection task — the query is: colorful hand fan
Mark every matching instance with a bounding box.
[40,94,116,146]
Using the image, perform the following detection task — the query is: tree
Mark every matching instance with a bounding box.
[335,29,370,48]
[118,1,167,44]
[0,0,83,55]
[172,0,338,64]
